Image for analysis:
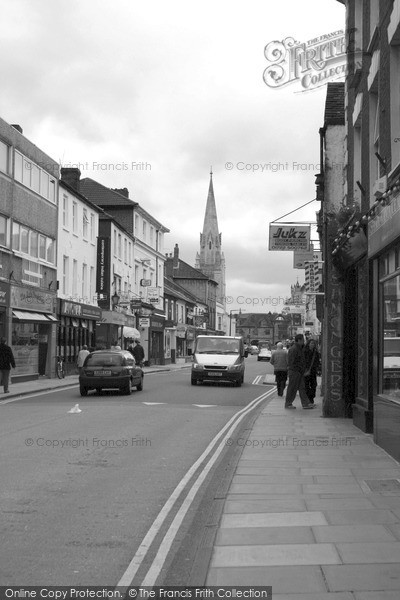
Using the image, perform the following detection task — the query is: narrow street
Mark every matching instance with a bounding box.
[0,356,274,586]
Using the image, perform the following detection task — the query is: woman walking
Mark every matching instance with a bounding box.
[303,339,321,405]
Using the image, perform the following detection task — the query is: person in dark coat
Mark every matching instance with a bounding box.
[303,338,321,404]
[0,337,16,393]
[285,334,314,409]
[132,339,145,366]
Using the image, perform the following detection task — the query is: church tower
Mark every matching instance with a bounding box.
[195,170,226,306]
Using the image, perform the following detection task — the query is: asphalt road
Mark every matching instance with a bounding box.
[0,355,275,587]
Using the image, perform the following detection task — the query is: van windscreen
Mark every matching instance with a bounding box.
[195,338,240,354]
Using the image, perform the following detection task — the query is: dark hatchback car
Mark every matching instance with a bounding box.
[79,350,144,396]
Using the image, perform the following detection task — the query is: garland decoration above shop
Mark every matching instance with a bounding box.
[331,178,400,255]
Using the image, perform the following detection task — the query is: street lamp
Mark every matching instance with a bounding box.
[111,291,120,310]
[229,309,244,336]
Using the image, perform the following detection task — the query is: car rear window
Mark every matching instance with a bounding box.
[85,353,125,367]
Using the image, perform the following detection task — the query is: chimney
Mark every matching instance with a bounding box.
[61,168,81,193]
[173,243,179,269]
[112,187,129,198]
[11,124,23,134]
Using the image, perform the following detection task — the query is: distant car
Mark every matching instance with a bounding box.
[79,350,144,396]
[257,343,272,361]
[249,345,259,355]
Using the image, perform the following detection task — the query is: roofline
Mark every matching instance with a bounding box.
[134,204,170,233]
[59,180,103,212]
[80,177,139,207]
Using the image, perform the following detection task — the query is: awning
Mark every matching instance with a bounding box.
[12,310,59,323]
[123,326,141,339]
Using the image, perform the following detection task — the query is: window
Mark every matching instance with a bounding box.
[30,231,38,258]
[390,45,400,169]
[63,256,69,295]
[114,229,117,256]
[135,265,139,286]
[134,215,139,236]
[14,150,57,203]
[39,235,46,260]
[124,239,127,263]
[82,263,87,300]
[90,213,95,242]
[118,233,122,258]
[20,227,29,253]
[150,227,154,246]
[62,195,69,228]
[0,215,7,246]
[83,208,88,238]
[0,139,10,174]
[381,265,400,400]
[46,238,55,263]
[370,92,380,188]
[143,220,147,240]
[90,266,95,303]
[72,201,78,234]
[128,241,132,266]
[72,260,78,296]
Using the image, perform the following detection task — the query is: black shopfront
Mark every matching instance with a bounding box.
[57,299,102,375]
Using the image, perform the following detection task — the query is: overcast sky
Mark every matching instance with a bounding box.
[1,0,345,313]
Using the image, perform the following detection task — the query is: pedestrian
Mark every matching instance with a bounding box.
[76,345,90,374]
[269,342,288,396]
[285,333,314,409]
[132,339,145,366]
[0,337,16,394]
[303,338,321,405]
[127,342,135,356]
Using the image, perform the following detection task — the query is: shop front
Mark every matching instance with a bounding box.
[369,187,400,461]
[149,313,165,365]
[0,281,9,340]
[57,299,102,375]
[9,284,58,382]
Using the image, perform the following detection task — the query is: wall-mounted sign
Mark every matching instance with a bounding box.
[11,285,54,312]
[139,317,150,327]
[269,224,310,251]
[140,279,151,286]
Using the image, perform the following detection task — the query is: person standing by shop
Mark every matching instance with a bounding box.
[285,334,314,409]
[304,338,321,405]
[0,337,16,393]
[132,339,145,366]
[76,345,90,375]
[269,342,288,396]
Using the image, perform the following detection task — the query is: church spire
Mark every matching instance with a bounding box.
[202,170,219,238]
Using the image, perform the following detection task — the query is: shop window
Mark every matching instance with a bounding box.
[0,215,8,246]
[382,273,400,400]
[0,139,10,174]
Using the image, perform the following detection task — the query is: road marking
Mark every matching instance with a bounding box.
[192,404,216,407]
[142,402,166,405]
[116,386,275,590]
[0,386,78,405]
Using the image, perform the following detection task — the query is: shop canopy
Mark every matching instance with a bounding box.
[12,310,58,323]
[123,326,141,339]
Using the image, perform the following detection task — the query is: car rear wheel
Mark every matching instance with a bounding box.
[122,378,133,395]
[191,377,197,385]
[137,376,143,391]
[80,386,88,397]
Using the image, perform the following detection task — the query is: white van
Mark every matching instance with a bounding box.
[191,335,247,386]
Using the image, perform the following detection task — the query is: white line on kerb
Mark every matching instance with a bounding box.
[116,387,275,589]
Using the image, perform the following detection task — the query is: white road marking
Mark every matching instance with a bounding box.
[116,387,275,589]
[0,386,78,405]
[192,404,216,407]
[142,402,166,405]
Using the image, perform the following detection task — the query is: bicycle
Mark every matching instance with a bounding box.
[56,356,65,379]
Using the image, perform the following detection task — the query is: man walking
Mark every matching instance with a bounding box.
[0,337,16,393]
[285,334,314,409]
[76,345,90,374]
[269,342,288,396]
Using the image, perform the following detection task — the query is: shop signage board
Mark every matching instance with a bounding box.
[140,279,151,286]
[269,224,310,251]
[11,285,54,313]
[60,299,101,319]
[368,192,400,257]
[147,287,160,304]
[293,249,322,269]
[139,317,150,327]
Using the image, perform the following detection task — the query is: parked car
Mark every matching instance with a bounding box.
[79,350,144,396]
[249,345,259,355]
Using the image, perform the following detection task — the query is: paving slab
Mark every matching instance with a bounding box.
[312,524,397,543]
[322,564,400,592]
[336,542,400,564]
[223,498,307,513]
[220,511,328,528]
[323,509,398,525]
[354,592,400,599]
[305,498,375,510]
[229,483,302,494]
[206,565,328,592]
[211,542,340,567]
[214,526,315,546]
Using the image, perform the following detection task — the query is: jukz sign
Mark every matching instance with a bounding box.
[269,225,310,251]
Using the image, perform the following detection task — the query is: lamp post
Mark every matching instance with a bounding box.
[274,315,284,345]
[229,309,243,336]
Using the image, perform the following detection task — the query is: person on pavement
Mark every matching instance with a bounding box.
[76,345,90,375]
[269,342,288,396]
[304,338,321,405]
[285,333,314,409]
[132,339,145,366]
[0,337,16,394]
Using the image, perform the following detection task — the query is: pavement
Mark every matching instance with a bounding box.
[2,370,400,598]
[1,362,192,400]
[205,385,400,599]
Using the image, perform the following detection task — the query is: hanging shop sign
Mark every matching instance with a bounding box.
[293,249,322,269]
[96,237,111,309]
[269,224,310,251]
[147,287,160,304]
